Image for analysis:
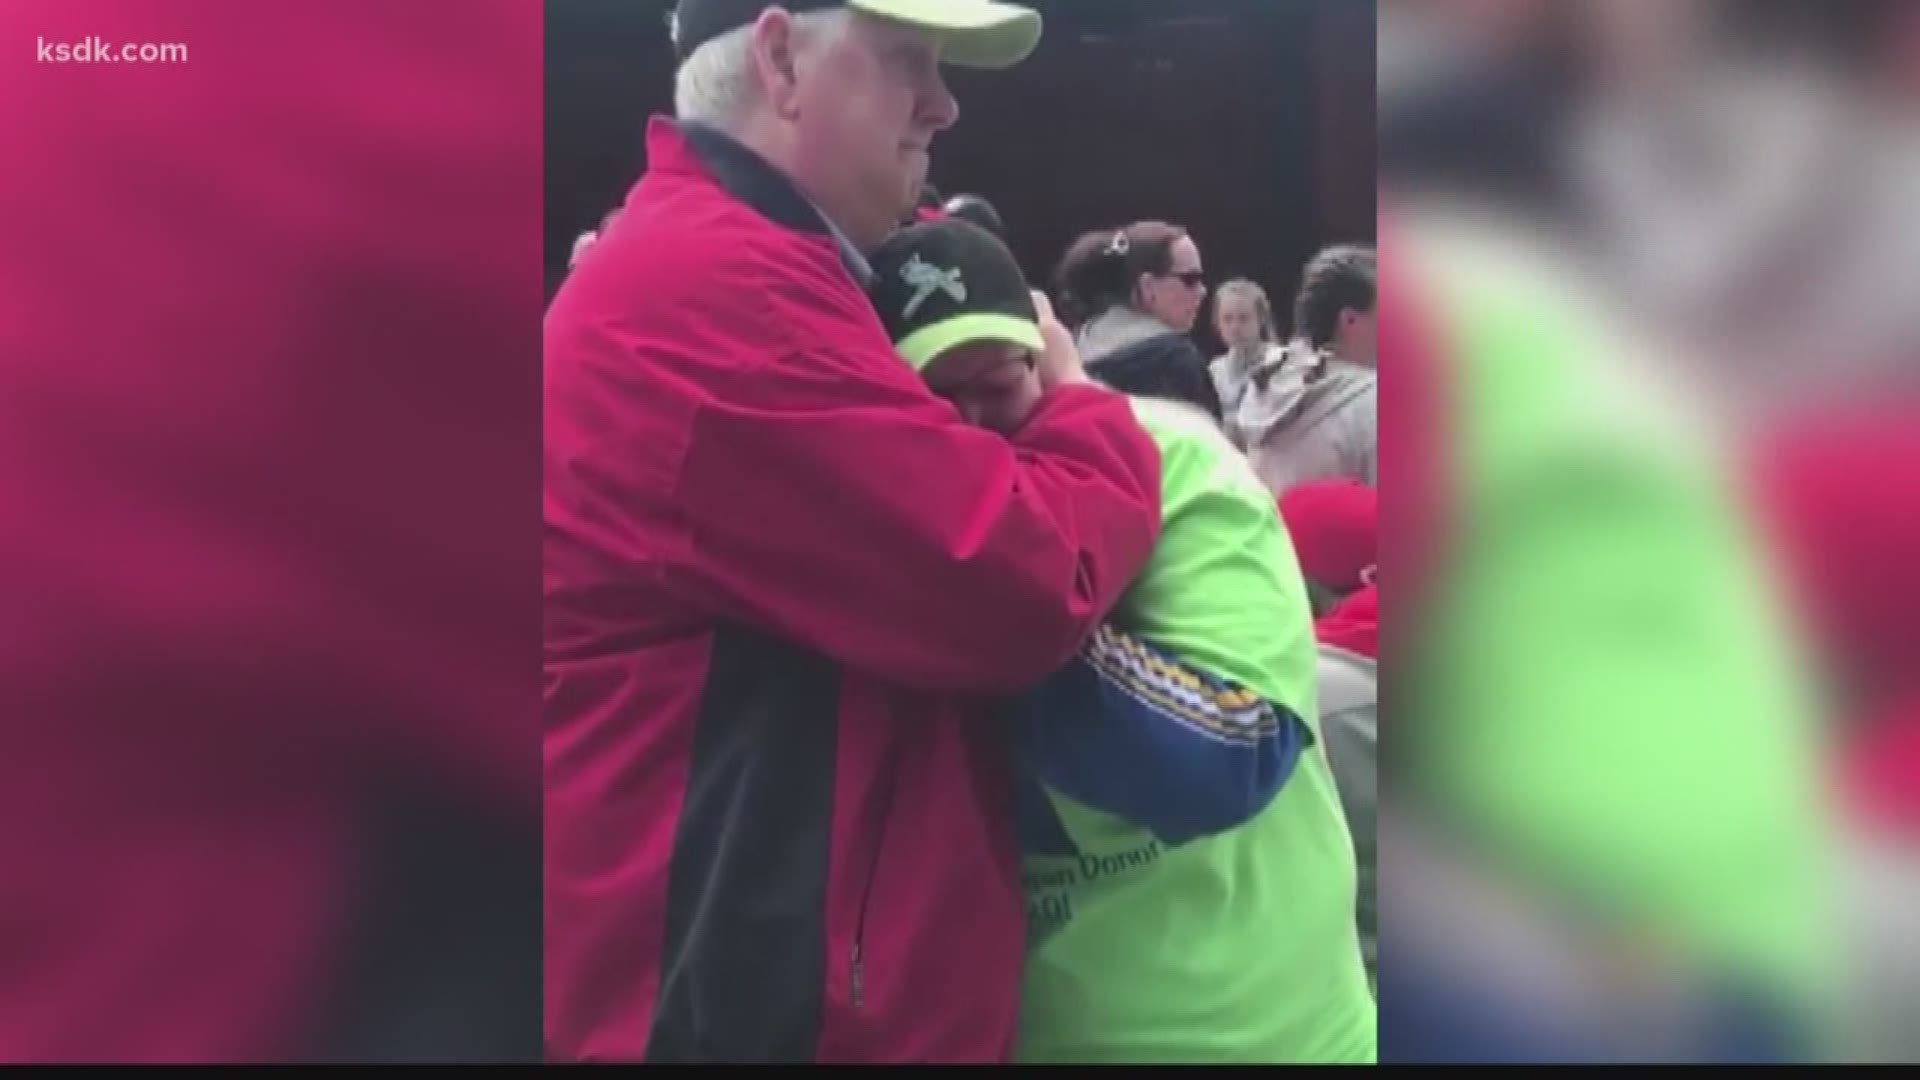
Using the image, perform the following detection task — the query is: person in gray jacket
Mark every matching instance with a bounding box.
[1317,642,1376,991]
[1278,479,1379,992]
[1239,244,1378,495]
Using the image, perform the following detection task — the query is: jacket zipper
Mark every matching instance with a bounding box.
[850,746,900,1010]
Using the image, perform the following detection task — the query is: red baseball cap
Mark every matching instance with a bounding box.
[1278,480,1378,594]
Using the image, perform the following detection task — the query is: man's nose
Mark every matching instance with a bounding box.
[921,71,959,132]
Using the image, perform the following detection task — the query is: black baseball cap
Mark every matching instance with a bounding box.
[868,219,1043,371]
[940,193,1007,240]
[671,0,1043,69]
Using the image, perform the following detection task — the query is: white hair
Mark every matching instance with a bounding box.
[567,230,600,270]
[673,8,851,130]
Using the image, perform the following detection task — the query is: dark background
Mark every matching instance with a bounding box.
[545,0,1376,349]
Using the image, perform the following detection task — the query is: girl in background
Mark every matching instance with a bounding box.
[1210,278,1286,448]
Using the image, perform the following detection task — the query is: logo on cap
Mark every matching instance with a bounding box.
[901,254,967,321]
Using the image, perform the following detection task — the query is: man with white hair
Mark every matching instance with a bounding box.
[545,0,1170,1064]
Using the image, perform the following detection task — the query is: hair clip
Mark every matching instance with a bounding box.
[1103,230,1130,257]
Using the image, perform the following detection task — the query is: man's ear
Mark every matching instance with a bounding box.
[750,9,804,120]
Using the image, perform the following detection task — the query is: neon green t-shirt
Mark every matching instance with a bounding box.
[1016,397,1378,1063]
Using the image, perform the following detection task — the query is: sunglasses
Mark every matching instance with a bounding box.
[1162,270,1207,289]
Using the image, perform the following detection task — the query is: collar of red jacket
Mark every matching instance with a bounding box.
[1316,583,1378,661]
[645,115,874,287]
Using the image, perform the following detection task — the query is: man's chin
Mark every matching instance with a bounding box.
[902,152,930,192]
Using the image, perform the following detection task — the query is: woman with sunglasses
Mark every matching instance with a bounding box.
[1052,221,1223,422]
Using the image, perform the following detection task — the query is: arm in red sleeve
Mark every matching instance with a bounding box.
[668,346,1162,694]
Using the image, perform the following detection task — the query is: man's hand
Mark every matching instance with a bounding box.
[1031,290,1090,391]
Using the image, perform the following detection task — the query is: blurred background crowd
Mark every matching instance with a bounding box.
[1379,0,1920,1061]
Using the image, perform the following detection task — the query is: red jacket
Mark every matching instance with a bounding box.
[1316,583,1380,661]
[542,119,1163,1063]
